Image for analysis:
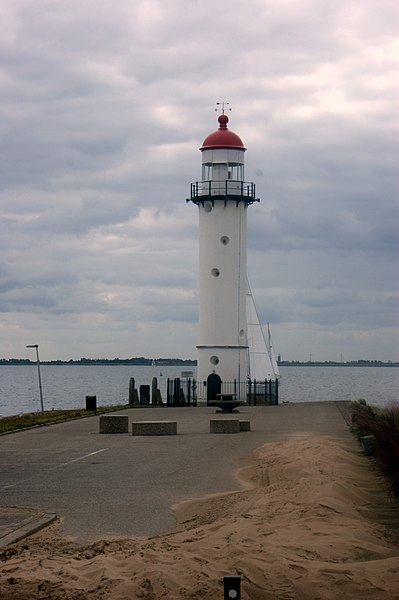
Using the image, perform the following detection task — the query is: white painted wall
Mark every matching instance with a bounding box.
[196,148,249,399]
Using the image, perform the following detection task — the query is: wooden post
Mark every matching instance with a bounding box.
[173,378,180,406]
[167,378,175,406]
[129,378,136,405]
[155,388,163,406]
[151,377,158,404]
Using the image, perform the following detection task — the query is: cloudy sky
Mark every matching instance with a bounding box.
[1,0,398,362]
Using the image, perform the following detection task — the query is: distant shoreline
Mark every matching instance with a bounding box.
[278,361,399,367]
[0,359,397,367]
[0,358,197,366]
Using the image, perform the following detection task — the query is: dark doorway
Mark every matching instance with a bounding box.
[207,373,222,405]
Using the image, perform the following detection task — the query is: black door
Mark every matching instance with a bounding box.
[207,373,221,405]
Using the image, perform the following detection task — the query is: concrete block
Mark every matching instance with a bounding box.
[209,419,240,434]
[360,434,375,455]
[239,420,251,432]
[99,415,129,434]
[132,421,177,436]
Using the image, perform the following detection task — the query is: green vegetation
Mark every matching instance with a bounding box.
[351,400,399,497]
[0,404,132,434]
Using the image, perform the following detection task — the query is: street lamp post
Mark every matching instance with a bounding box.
[26,344,44,413]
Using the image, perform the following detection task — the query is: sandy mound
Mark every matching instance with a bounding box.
[1,435,398,599]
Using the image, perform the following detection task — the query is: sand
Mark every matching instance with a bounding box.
[1,435,398,599]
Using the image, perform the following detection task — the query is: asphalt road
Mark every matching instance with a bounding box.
[0,403,352,544]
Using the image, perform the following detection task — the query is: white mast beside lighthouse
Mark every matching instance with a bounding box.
[188,108,259,403]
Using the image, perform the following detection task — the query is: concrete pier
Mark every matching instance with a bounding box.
[132,420,177,436]
[0,402,353,544]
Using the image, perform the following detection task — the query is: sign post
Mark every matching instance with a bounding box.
[224,575,241,599]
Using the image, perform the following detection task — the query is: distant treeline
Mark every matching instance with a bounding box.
[278,360,399,367]
[1,357,397,367]
[0,357,197,366]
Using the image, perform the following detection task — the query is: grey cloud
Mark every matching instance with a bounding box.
[0,0,397,360]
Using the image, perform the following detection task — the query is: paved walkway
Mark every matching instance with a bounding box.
[0,402,354,546]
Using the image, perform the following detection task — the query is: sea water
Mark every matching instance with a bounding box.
[0,365,398,417]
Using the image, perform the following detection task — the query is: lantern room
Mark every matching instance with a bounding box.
[188,114,258,205]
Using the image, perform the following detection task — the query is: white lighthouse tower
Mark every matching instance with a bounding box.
[188,109,259,403]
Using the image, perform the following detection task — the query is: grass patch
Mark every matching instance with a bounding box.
[0,404,133,434]
[351,400,399,497]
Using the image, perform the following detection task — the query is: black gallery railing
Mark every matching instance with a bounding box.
[188,180,259,205]
[165,378,279,407]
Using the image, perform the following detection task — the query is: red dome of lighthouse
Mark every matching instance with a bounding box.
[201,114,246,151]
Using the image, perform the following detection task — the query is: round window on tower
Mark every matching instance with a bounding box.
[204,203,212,213]
[211,268,220,277]
[210,355,219,365]
[220,236,230,245]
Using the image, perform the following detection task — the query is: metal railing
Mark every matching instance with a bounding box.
[163,377,279,407]
[166,377,197,406]
[247,378,279,406]
[188,180,259,205]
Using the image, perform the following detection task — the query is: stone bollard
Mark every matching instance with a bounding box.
[99,415,129,434]
[210,419,240,434]
[239,420,251,432]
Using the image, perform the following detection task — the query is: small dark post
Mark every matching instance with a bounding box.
[166,378,171,405]
[151,377,158,404]
[179,387,186,405]
[85,395,97,412]
[275,378,279,405]
[132,388,139,404]
[224,575,241,599]
[139,385,150,405]
[173,377,181,405]
[155,388,163,405]
[129,377,136,405]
